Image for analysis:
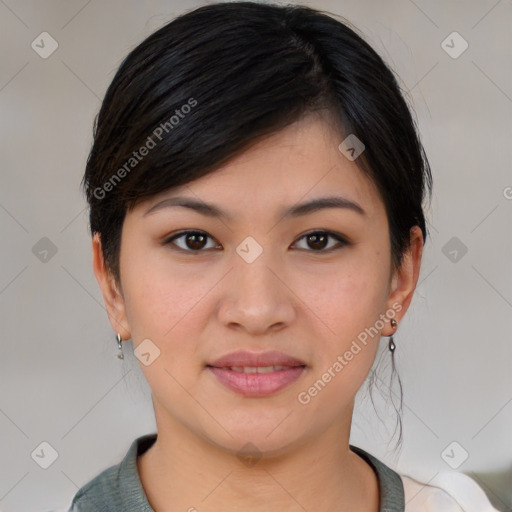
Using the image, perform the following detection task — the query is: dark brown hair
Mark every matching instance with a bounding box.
[82,1,432,286]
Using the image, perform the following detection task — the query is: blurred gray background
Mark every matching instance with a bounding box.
[0,0,511,511]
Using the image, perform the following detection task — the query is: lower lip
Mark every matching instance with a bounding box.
[207,366,306,397]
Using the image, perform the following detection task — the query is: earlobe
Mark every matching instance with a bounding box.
[383,226,423,336]
[91,233,131,340]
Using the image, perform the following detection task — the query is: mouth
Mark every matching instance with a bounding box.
[206,350,307,397]
[207,349,307,369]
[207,364,305,373]
[206,365,306,397]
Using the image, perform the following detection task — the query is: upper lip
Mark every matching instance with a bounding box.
[208,350,306,368]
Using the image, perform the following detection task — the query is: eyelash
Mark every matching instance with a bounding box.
[162,230,350,254]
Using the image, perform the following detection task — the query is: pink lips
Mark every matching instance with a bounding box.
[209,350,306,368]
[206,350,307,397]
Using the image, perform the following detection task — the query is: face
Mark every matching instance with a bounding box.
[94,113,422,457]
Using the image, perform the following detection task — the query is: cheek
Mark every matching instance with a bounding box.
[121,250,216,363]
[121,264,212,399]
[298,258,388,336]
[295,276,383,416]
[294,254,389,384]
[124,273,197,336]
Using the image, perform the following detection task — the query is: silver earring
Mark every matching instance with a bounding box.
[389,319,397,353]
[116,333,124,359]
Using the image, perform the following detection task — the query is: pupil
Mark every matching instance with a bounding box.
[308,233,327,250]
[187,233,206,250]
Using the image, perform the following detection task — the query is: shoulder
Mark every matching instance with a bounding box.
[67,463,121,512]
[401,470,500,512]
[65,434,156,512]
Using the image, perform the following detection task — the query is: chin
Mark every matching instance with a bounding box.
[205,424,304,461]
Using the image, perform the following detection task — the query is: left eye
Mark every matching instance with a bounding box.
[163,230,348,253]
[293,231,348,252]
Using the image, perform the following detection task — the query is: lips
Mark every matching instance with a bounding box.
[206,350,307,397]
[207,349,306,369]
[208,366,305,397]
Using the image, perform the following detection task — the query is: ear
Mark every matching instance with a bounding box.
[381,225,423,336]
[91,233,131,340]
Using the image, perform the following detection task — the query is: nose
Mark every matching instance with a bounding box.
[216,251,296,335]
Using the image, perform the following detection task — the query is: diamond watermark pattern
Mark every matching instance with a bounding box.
[441,31,468,59]
[31,32,59,59]
[236,442,262,467]
[338,134,365,161]
[441,236,468,263]
[236,236,263,264]
[441,441,469,469]
[32,237,58,263]
[134,338,161,366]
[31,441,59,469]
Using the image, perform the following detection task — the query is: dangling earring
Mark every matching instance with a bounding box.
[116,333,124,359]
[389,319,397,353]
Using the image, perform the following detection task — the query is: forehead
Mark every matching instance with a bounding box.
[134,113,384,222]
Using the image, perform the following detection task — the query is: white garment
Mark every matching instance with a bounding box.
[402,471,501,512]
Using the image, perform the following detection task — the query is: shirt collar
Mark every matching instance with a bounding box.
[350,444,405,511]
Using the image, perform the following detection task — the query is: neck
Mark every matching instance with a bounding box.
[137,404,380,512]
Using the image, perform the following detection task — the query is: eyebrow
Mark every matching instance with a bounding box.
[143,195,366,220]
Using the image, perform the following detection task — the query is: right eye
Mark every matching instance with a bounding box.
[163,230,221,252]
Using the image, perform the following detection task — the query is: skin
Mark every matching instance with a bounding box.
[92,112,423,512]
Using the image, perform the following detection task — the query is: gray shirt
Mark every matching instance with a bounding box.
[68,433,405,511]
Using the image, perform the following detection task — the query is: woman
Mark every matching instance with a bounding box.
[68,2,499,511]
